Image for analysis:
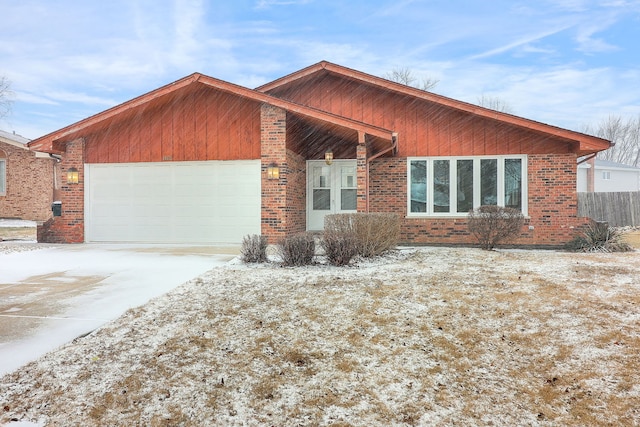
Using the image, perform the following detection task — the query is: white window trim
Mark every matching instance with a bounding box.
[407,155,528,217]
[0,158,6,196]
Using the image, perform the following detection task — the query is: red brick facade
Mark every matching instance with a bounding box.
[27,61,610,247]
[37,138,85,243]
[0,139,55,221]
[369,153,590,247]
[260,105,309,243]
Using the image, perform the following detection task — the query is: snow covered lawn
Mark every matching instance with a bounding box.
[1,247,639,426]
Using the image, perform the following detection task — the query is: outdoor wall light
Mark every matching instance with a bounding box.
[325,149,333,165]
[267,163,280,180]
[66,167,79,184]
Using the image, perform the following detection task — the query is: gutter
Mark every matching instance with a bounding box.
[577,153,597,165]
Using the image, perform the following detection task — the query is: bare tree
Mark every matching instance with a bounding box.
[0,75,14,119]
[583,115,640,167]
[384,67,439,91]
[477,94,515,114]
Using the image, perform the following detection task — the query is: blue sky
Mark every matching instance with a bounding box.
[1,0,639,140]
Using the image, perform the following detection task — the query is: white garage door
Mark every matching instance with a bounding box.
[85,161,261,243]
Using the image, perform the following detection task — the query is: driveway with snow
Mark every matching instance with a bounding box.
[0,242,236,377]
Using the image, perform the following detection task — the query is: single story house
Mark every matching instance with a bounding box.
[578,158,640,192]
[27,61,611,246]
[0,129,55,221]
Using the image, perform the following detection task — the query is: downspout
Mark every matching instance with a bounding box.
[49,153,62,202]
[365,132,398,212]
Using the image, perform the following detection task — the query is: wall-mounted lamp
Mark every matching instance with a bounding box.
[267,163,280,180]
[66,167,79,184]
[325,149,333,165]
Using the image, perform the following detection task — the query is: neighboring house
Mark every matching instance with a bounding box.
[27,61,610,247]
[0,129,56,221]
[578,158,640,192]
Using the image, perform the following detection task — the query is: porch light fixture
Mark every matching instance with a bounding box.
[267,163,280,180]
[66,167,79,184]
[324,149,333,165]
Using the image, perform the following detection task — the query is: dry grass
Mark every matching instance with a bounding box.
[1,247,639,426]
[621,230,640,249]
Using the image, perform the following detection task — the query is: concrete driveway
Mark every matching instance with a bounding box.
[0,243,238,377]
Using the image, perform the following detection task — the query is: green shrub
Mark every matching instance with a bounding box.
[324,213,400,258]
[565,222,633,253]
[277,233,316,266]
[322,231,359,266]
[240,234,268,263]
[467,205,525,250]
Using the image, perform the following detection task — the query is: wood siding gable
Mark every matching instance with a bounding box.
[258,61,611,156]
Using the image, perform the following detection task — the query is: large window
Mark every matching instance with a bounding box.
[408,156,527,216]
[0,152,6,196]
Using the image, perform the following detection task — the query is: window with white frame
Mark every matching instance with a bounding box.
[0,154,6,196]
[602,171,611,180]
[408,156,527,216]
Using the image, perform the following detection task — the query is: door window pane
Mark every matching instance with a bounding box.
[410,160,427,212]
[505,158,522,210]
[314,166,330,188]
[481,159,497,205]
[313,189,331,210]
[457,159,473,213]
[341,189,357,210]
[341,166,356,188]
[433,159,450,213]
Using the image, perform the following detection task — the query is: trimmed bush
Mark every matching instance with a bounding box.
[240,234,268,263]
[277,233,316,266]
[468,205,525,250]
[565,222,633,253]
[324,213,400,258]
[322,231,359,266]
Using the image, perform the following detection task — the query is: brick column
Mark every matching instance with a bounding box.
[37,138,85,243]
[356,131,368,212]
[261,104,287,242]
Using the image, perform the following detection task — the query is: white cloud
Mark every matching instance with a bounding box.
[467,25,575,60]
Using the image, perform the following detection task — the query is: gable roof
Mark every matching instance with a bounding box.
[27,72,396,154]
[0,129,30,147]
[257,61,611,156]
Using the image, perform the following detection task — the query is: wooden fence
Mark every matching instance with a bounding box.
[577,192,640,227]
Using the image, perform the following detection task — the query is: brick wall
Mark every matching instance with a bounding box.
[285,149,307,236]
[37,138,85,243]
[0,142,55,221]
[260,105,308,242]
[368,154,588,247]
[261,105,288,241]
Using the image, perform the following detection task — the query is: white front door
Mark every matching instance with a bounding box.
[307,160,358,230]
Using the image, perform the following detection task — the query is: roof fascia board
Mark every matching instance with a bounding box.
[172,75,396,141]
[28,70,395,153]
[28,73,202,152]
[258,61,610,152]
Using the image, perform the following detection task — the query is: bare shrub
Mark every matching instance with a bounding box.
[565,222,633,253]
[467,205,525,250]
[240,234,268,263]
[277,233,316,266]
[325,213,400,258]
[322,230,359,266]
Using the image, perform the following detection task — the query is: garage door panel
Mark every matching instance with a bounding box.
[85,161,260,243]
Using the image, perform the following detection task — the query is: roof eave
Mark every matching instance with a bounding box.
[27,70,396,154]
[259,61,612,154]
